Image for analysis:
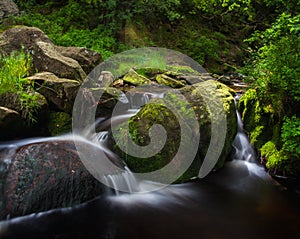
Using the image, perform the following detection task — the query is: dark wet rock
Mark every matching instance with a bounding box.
[0,107,27,140]
[0,141,104,220]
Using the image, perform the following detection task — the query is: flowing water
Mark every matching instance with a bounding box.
[231,96,256,162]
[0,93,300,239]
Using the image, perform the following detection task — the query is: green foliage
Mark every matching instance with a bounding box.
[281,115,300,157]
[261,141,287,173]
[241,11,300,176]
[13,1,124,59]
[243,13,300,115]
[55,26,117,59]
[0,51,40,124]
[0,51,31,95]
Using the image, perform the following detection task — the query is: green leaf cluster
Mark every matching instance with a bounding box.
[241,11,300,176]
[0,51,40,125]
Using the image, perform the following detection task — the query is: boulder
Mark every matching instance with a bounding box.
[34,41,86,81]
[0,26,86,81]
[0,0,19,22]
[27,72,81,113]
[56,46,102,74]
[0,91,48,124]
[112,80,237,182]
[0,106,26,140]
[0,140,104,220]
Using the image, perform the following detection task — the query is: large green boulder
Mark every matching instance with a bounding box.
[111,80,237,183]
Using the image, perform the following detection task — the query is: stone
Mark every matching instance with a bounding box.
[56,46,102,75]
[0,91,48,125]
[0,140,104,220]
[0,0,19,22]
[112,80,237,182]
[122,69,152,86]
[0,26,86,81]
[27,72,81,113]
[0,106,26,140]
[34,41,86,81]
[155,74,186,88]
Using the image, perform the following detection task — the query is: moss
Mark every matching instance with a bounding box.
[112,80,237,183]
[122,69,152,86]
[135,67,166,78]
[155,74,186,88]
[238,89,276,149]
[239,89,300,176]
[166,65,202,75]
[47,111,71,136]
[113,99,181,173]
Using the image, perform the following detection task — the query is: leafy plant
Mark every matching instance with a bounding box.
[281,115,300,157]
[0,51,40,124]
[241,12,300,176]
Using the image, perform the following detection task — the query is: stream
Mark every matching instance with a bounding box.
[0,92,300,239]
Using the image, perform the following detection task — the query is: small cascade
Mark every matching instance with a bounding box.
[102,166,140,195]
[88,90,167,195]
[127,92,151,109]
[92,128,141,194]
[232,96,256,162]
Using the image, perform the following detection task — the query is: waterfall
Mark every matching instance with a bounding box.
[231,96,256,162]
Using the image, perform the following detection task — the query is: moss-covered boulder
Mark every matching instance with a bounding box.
[111,80,237,182]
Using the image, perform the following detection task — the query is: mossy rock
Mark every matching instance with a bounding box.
[155,74,186,88]
[111,80,237,183]
[238,89,275,148]
[47,111,72,136]
[122,69,152,86]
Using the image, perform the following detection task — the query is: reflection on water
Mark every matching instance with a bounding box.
[0,160,299,239]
